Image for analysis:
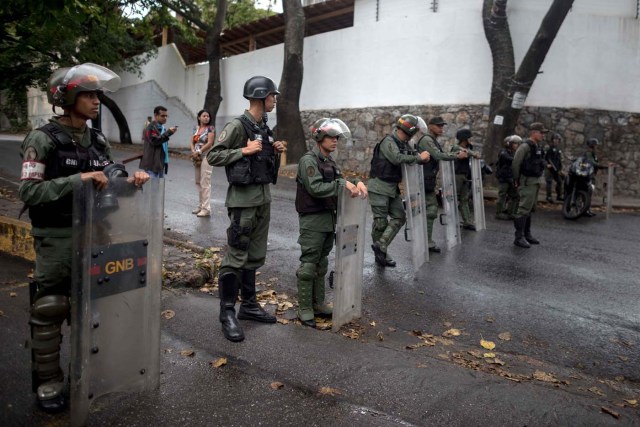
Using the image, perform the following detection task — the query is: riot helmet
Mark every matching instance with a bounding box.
[243,76,280,100]
[396,114,419,137]
[48,63,121,108]
[311,118,351,143]
[416,117,428,135]
[505,135,522,147]
[586,138,599,148]
[456,128,472,141]
[551,132,563,143]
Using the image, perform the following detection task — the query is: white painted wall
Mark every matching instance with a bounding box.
[28,0,640,147]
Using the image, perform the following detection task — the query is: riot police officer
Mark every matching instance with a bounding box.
[295,118,367,327]
[544,133,564,202]
[582,138,614,217]
[207,76,286,342]
[19,63,149,412]
[495,135,521,220]
[451,129,481,231]
[368,114,430,267]
[512,122,548,248]
[415,116,468,252]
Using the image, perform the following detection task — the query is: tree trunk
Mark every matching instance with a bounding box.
[483,0,574,164]
[203,0,227,126]
[277,0,306,164]
[99,93,132,144]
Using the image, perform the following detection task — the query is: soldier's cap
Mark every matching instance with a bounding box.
[428,116,447,126]
[529,122,549,133]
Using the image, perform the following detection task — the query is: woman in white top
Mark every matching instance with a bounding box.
[190,110,215,217]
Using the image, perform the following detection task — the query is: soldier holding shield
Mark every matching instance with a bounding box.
[19,63,149,412]
[295,118,367,328]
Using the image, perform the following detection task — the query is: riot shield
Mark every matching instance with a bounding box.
[332,186,367,332]
[439,161,461,249]
[401,163,429,272]
[70,178,164,426]
[605,166,615,219]
[470,158,486,231]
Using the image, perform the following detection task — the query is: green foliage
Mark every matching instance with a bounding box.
[226,0,275,28]
[0,0,157,96]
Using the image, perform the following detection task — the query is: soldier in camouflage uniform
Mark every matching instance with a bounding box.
[19,63,149,412]
[512,122,547,248]
[295,118,367,328]
[495,135,522,220]
[581,138,614,217]
[451,128,482,231]
[415,116,468,252]
[544,133,564,203]
[207,76,286,342]
[368,114,430,267]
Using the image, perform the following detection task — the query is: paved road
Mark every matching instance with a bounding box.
[1,135,639,425]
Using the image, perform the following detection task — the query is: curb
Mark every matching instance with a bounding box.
[0,215,34,261]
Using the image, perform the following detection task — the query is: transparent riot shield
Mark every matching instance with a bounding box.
[470,158,486,231]
[401,163,429,272]
[605,166,615,219]
[70,178,164,427]
[439,161,461,249]
[332,186,367,332]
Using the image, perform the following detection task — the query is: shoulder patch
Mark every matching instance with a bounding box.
[306,166,316,177]
[23,146,38,161]
[218,130,227,142]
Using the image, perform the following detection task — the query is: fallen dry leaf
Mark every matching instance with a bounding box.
[588,386,606,397]
[276,318,289,325]
[442,328,461,337]
[370,321,376,327]
[199,287,211,293]
[533,370,559,383]
[180,349,195,357]
[485,316,495,323]
[319,387,341,396]
[623,399,637,406]
[270,381,284,390]
[601,407,619,419]
[483,352,496,358]
[342,329,359,340]
[467,350,483,359]
[161,310,176,320]
[388,327,397,332]
[9,292,17,298]
[376,331,384,341]
[209,357,227,368]
[315,320,332,330]
[498,332,512,341]
[480,339,496,350]
[417,363,428,368]
[490,358,506,366]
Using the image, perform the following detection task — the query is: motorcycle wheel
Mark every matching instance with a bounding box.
[562,190,589,220]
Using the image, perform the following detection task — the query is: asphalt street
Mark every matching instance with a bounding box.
[0,135,639,425]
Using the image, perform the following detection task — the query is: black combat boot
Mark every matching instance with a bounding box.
[218,271,244,342]
[238,269,276,323]
[524,215,540,244]
[513,216,530,248]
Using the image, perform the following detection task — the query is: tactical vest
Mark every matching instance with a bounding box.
[521,140,545,177]
[295,152,342,214]
[418,135,441,193]
[225,115,278,185]
[29,123,111,228]
[369,135,406,183]
[545,146,562,170]
[496,149,515,183]
[454,144,473,177]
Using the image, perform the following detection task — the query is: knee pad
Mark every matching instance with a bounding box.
[30,295,70,326]
[296,263,317,281]
[372,218,388,233]
[389,218,405,231]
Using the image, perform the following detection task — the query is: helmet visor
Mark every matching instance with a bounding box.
[319,119,352,143]
[63,63,121,93]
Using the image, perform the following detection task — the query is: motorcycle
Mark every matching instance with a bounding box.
[562,156,595,219]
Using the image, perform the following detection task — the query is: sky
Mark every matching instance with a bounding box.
[255,0,283,13]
